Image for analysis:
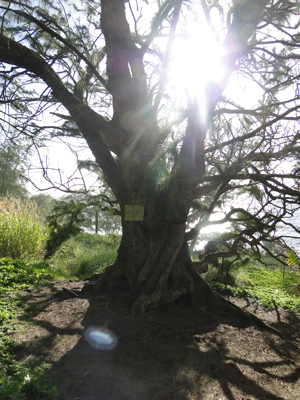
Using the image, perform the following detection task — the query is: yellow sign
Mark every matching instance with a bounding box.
[124,205,144,221]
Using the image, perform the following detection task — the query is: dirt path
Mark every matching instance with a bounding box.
[10,280,300,400]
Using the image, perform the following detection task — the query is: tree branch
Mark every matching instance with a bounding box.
[0,5,109,91]
[205,103,300,154]
[0,33,120,195]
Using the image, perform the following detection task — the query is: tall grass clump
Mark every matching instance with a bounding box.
[0,197,48,261]
[49,233,120,279]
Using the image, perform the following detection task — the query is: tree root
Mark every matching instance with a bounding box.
[182,244,285,340]
[215,293,285,339]
[81,245,285,340]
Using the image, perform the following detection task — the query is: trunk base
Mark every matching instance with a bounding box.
[82,243,284,339]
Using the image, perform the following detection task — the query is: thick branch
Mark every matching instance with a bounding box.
[101,0,148,118]
[178,0,269,186]
[0,34,120,195]
[0,5,109,90]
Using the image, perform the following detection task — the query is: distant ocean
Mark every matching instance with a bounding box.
[277,211,300,252]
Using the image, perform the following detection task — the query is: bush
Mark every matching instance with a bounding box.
[0,197,48,261]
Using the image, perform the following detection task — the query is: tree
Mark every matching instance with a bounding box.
[30,193,55,220]
[0,140,29,199]
[1,0,300,323]
[44,191,120,257]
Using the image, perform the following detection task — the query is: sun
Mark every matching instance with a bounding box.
[169,18,226,105]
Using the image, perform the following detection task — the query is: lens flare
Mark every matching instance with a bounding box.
[84,327,118,350]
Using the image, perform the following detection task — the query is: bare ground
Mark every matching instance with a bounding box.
[9,280,300,400]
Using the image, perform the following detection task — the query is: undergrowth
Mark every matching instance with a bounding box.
[0,258,59,400]
[204,262,300,311]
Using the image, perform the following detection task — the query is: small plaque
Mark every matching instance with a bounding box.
[124,205,144,221]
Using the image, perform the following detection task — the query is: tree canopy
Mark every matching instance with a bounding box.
[1,0,300,316]
[0,139,29,199]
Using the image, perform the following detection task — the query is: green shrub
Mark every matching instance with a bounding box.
[0,336,59,400]
[49,233,120,280]
[0,197,48,261]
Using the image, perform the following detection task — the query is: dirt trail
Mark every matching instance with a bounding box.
[10,280,300,400]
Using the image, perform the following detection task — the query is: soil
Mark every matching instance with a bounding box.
[10,280,300,400]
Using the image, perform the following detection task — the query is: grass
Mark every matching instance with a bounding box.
[204,260,300,311]
[48,233,120,280]
[0,197,49,262]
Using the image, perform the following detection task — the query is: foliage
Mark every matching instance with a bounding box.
[0,257,51,325]
[0,337,59,400]
[0,140,29,200]
[205,262,300,311]
[0,258,58,400]
[286,248,300,273]
[45,194,120,258]
[49,233,120,279]
[0,197,49,261]
[0,258,52,291]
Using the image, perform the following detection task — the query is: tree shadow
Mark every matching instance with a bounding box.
[14,284,300,400]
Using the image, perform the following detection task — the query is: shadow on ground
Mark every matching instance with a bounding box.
[13,281,300,400]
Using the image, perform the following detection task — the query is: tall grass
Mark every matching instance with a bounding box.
[49,233,120,280]
[0,196,48,261]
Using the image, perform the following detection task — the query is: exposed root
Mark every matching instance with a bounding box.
[216,293,285,339]
[182,243,285,339]
[131,292,161,316]
[82,244,285,340]
[81,262,127,293]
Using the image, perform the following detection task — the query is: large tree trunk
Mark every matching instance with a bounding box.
[86,193,194,312]
[82,188,227,314]
[83,225,284,338]
[83,195,284,338]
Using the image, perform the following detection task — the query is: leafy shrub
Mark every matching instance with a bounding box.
[0,336,59,399]
[0,197,48,261]
[0,258,52,325]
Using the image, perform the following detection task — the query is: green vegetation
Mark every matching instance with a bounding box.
[48,233,120,280]
[0,140,29,200]
[0,197,49,262]
[204,259,300,311]
[0,258,58,400]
